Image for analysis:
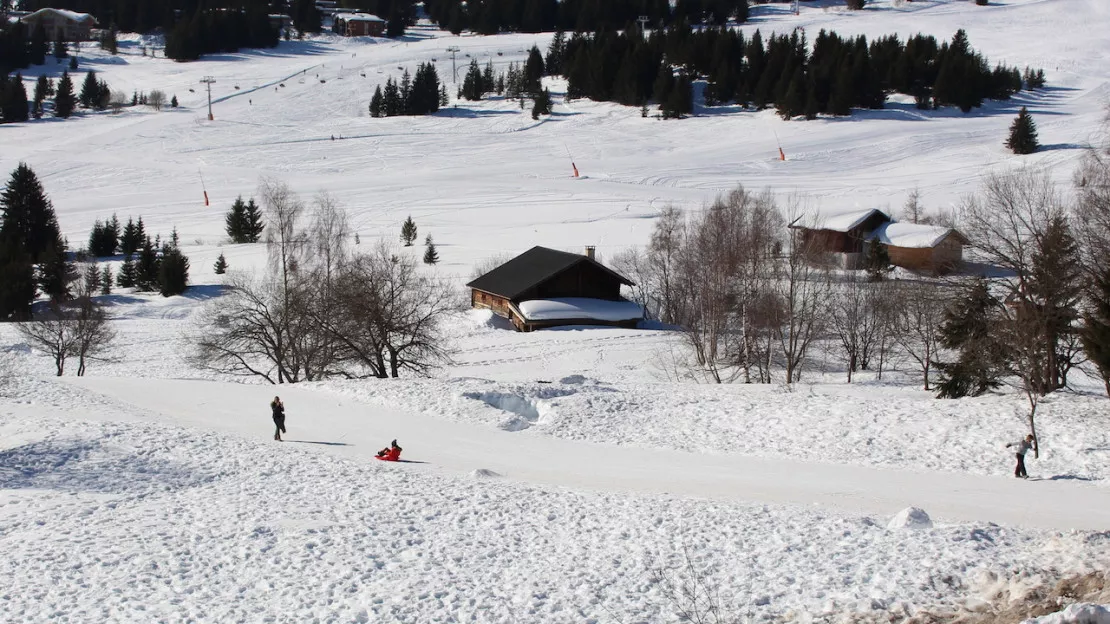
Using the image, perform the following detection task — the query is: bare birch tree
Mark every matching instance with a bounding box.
[773,205,830,384]
[16,299,113,377]
[829,276,884,383]
[895,282,948,390]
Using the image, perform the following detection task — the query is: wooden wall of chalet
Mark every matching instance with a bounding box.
[343,19,385,36]
[471,290,512,317]
[518,263,623,301]
[887,235,964,274]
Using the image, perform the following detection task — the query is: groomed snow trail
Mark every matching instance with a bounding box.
[62,376,1110,531]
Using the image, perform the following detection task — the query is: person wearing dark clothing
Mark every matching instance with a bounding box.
[271,396,286,441]
[1006,434,1036,478]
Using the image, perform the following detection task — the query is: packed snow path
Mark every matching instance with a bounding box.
[63,377,1110,531]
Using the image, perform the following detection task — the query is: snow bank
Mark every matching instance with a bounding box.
[888,507,933,530]
[517,298,643,323]
[1023,604,1110,624]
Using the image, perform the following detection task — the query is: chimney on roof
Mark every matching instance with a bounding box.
[585,246,596,260]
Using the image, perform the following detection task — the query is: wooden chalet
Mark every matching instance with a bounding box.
[334,13,385,36]
[791,208,966,274]
[20,8,97,41]
[866,222,968,274]
[467,246,643,332]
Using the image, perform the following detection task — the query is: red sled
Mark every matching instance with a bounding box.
[376,448,402,462]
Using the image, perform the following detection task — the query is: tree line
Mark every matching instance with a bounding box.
[423,0,749,35]
[554,26,1039,119]
[164,4,280,61]
[369,62,445,117]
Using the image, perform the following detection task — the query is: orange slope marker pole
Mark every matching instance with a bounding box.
[199,170,210,206]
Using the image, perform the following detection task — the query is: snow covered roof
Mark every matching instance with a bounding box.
[467,246,634,301]
[517,298,644,323]
[27,8,96,24]
[343,13,385,22]
[808,208,891,232]
[867,222,966,249]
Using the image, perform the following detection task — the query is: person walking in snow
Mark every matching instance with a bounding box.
[1006,434,1036,478]
[271,396,286,441]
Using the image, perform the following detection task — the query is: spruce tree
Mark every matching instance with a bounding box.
[53,31,67,59]
[54,70,75,118]
[225,196,248,243]
[117,254,137,288]
[462,59,483,101]
[1006,106,1039,155]
[531,88,552,120]
[2,74,29,123]
[100,265,113,294]
[1080,266,1110,397]
[864,242,892,281]
[934,279,1003,398]
[524,45,545,94]
[30,22,48,65]
[33,75,48,119]
[80,70,99,108]
[0,237,34,320]
[81,262,101,296]
[369,85,384,117]
[0,163,64,262]
[120,217,142,255]
[135,237,160,291]
[423,234,439,265]
[243,198,264,243]
[158,246,189,296]
[214,253,228,274]
[401,215,417,246]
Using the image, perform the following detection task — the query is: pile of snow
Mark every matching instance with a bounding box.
[470,468,503,479]
[1023,604,1110,624]
[517,298,643,323]
[888,507,933,530]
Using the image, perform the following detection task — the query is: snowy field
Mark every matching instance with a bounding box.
[3,0,1110,622]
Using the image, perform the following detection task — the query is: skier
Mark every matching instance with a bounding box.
[1006,434,1036,478]
[271,396,286,441]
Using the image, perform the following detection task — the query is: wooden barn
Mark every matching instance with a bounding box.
[334,13,385,36]
[790,208,892,269]
[867,222,968,274]
[467,246,643,332]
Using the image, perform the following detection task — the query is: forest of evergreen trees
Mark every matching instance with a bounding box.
[554,26,1038,119]
[163,5,280,60]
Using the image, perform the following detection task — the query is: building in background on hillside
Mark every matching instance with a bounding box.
[334,13,385,37]
[19,8,97,41]
[790,208,966,274]
[268,14,293,35]
[467,246,644,332]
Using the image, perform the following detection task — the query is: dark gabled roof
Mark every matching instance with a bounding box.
[466,246,633,300]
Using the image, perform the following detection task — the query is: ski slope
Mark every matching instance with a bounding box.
[2,0,1110,621]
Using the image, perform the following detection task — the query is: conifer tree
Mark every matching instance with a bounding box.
[53,31,67,59]
[81,262,101,296]
[30,22,48,65]
[243,198,264,243]
[383,77,402,116]
[135,237,160,291]
[214,253,228,275]
[524,45,545,94]
[369,85,384,117]
[120,217,142,255]
[423,234,439,265]
[54,70,75,118]
[531,88,552,120]
[462,59,483,101]
[117,254,137,288]
[33,75,48,119]
[934,279,1003,398]
[864,242,892,281]
[0,237,34,320]
[2,74,29,123]
[100,265,113,294]
[1006,106,1039,155]
[225,196,248,242]
[1080,266,1110,397]
[1,163,64,262]
[401,215,417,246]
[158,246,189,296]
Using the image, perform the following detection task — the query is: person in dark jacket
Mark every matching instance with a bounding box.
[1006,434,1036,478]
[271,396,286,441]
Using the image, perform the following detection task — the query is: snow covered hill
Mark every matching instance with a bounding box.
[2,0,1110,621]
